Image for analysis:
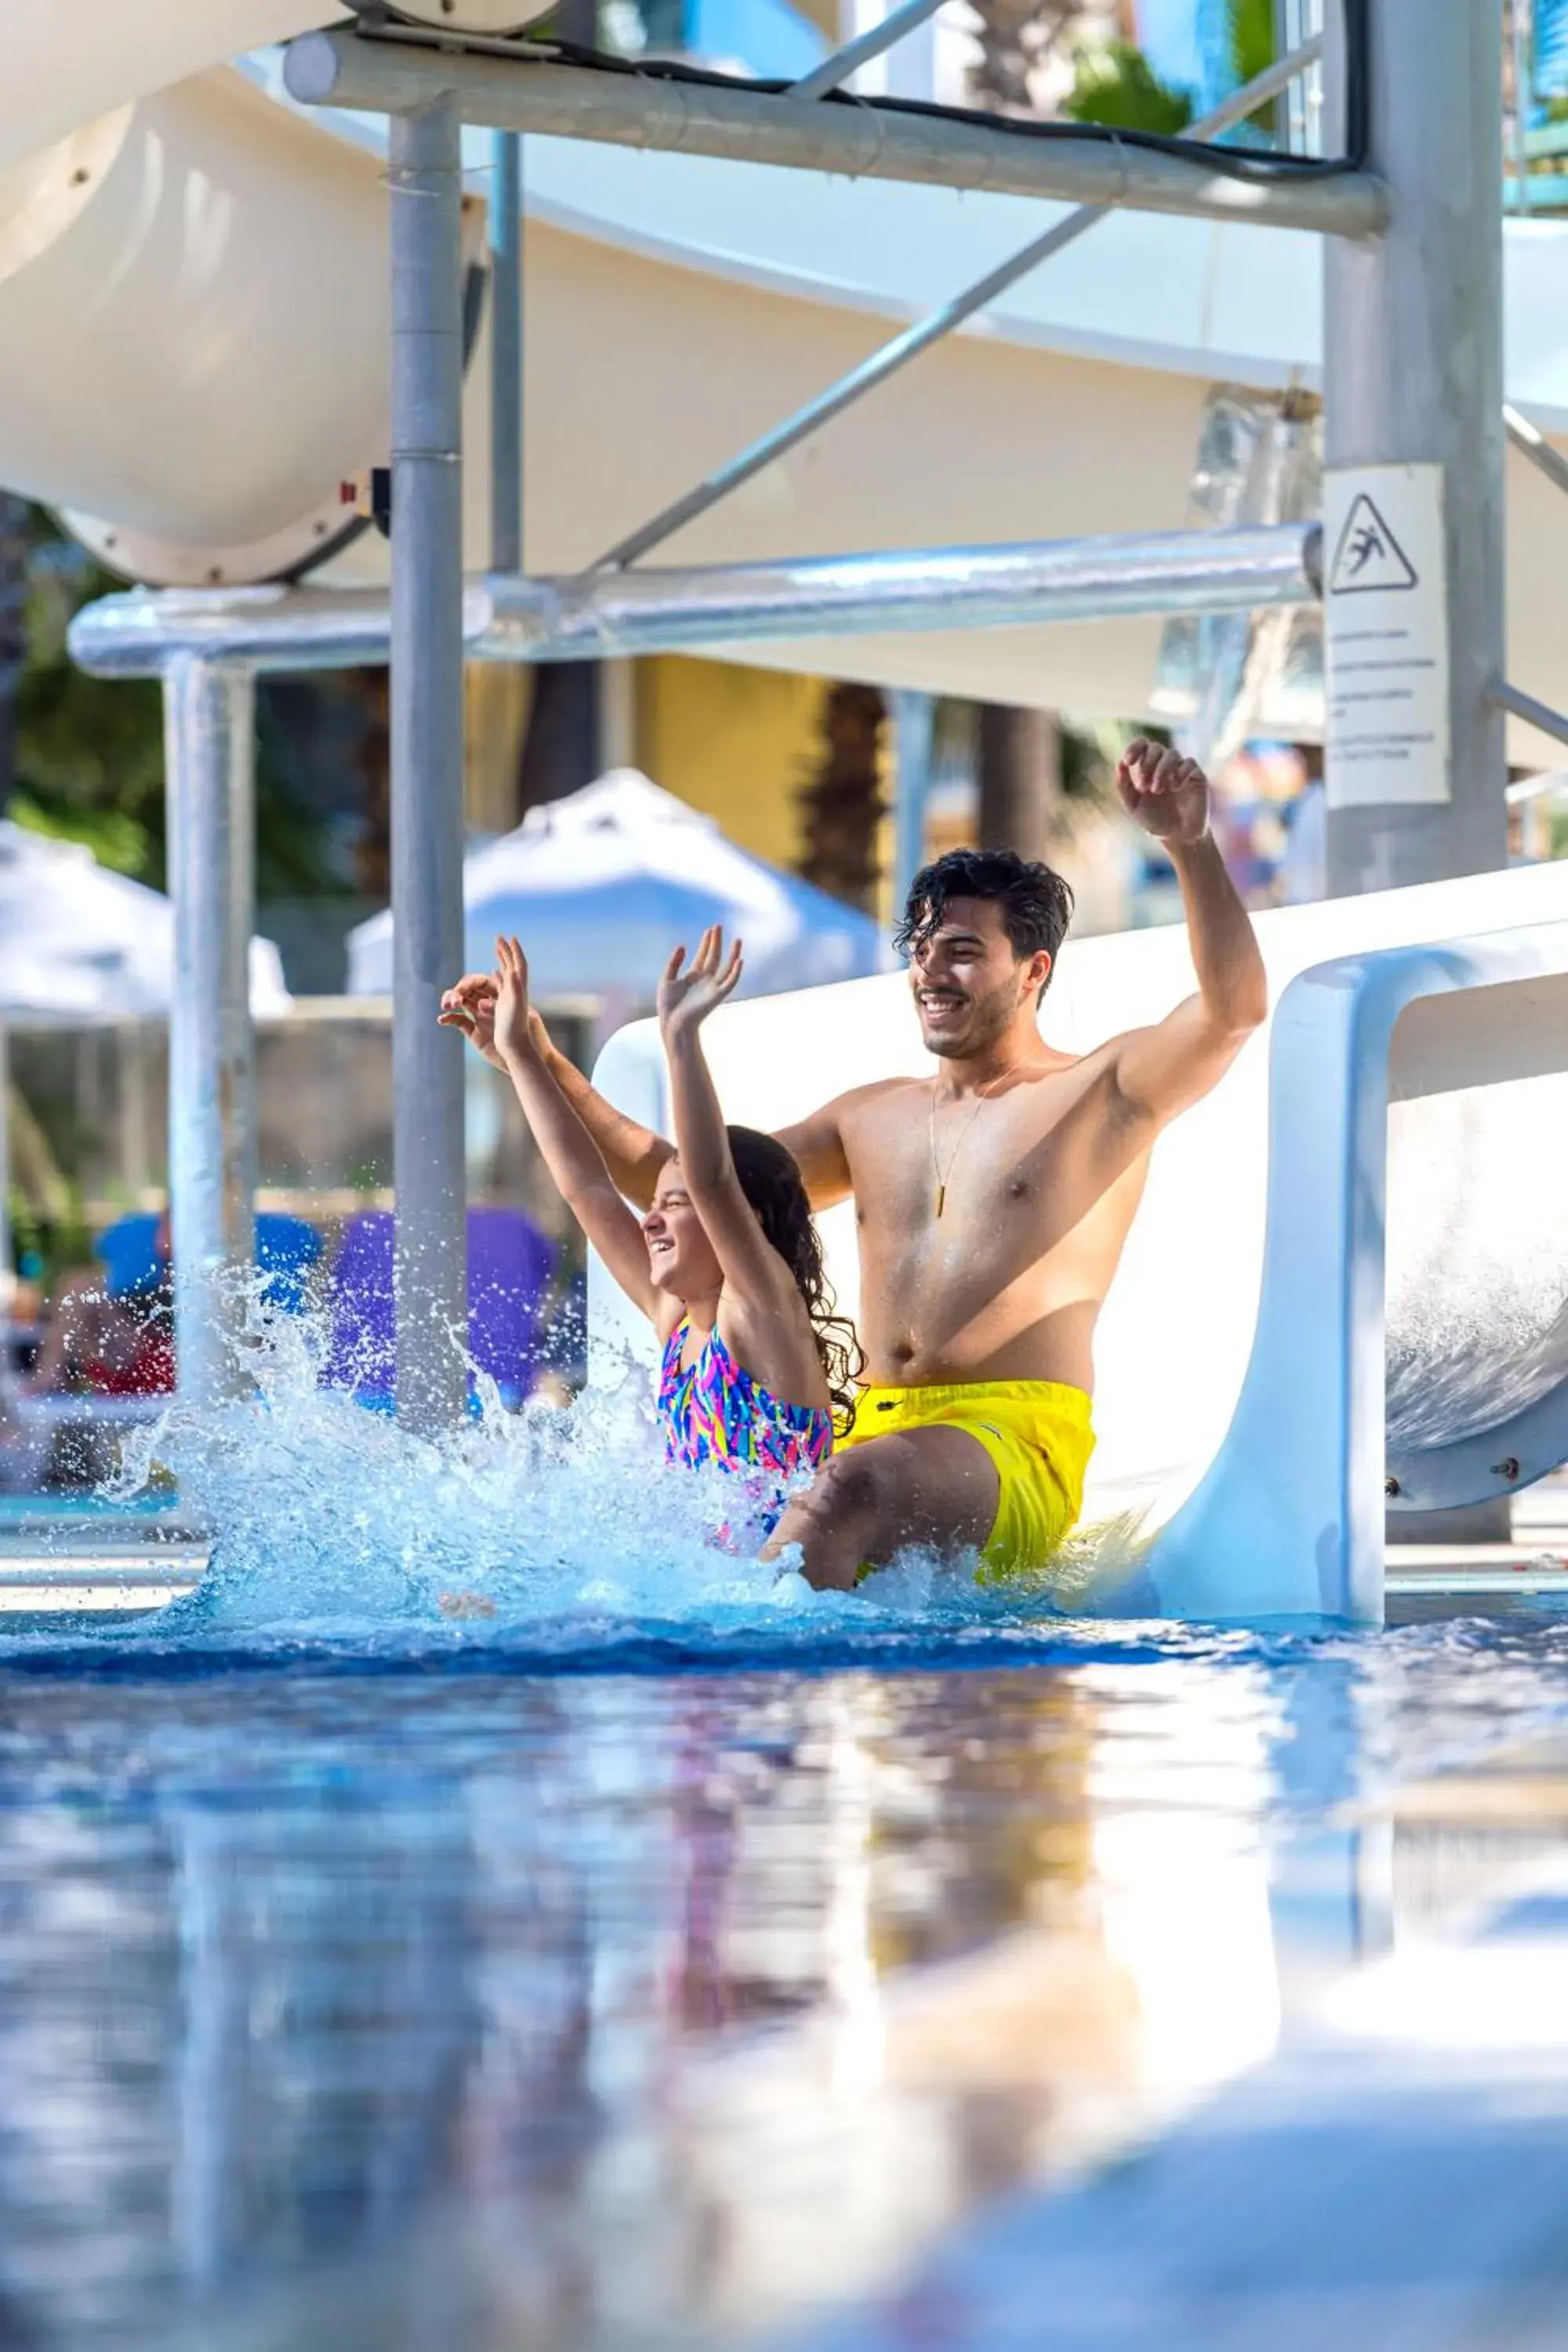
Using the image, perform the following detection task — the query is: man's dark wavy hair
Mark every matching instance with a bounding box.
[895,848,1076,1000]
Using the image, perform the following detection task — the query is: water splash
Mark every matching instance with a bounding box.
[85,1287,1050,1658]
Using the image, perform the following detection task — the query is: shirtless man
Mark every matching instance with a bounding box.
[441,740,1265,1591]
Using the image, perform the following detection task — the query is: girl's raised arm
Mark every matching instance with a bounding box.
[492,937,659,1322]
[657,930,791,1315]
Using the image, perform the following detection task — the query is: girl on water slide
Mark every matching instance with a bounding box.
[450,929,856,1539]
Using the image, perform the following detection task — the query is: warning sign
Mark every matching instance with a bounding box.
[1327,494,1417,595]
[1324,463,1450,809]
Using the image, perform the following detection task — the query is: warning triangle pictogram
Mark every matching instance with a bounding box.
[1328,493,1418,594]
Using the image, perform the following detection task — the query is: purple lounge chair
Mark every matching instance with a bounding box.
[325,1207,556,1406]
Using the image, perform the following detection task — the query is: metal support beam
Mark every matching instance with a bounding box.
[285,29,1384,234]
[390,100,469,1433]
[162,657,256,1410]
[1322,0,1507,894]
[590,35,1327,572]
[891,689,935,917]
[1504,401,1568,498]
[488,130,523,574]
[791,0,949,100]
[1492,676,1568,755]
[69,524,1323,679]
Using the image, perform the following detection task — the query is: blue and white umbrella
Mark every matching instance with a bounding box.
[348,770,894,1003]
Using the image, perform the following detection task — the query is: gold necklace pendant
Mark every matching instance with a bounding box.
[929,1071,1007,1221]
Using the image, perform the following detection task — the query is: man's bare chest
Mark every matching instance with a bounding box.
[840,1092,1080,1234]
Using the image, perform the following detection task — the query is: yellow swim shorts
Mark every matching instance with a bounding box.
[840,1378,1095,1586]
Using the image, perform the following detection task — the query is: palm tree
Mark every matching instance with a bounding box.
[967,0,1134,119]
[796,683,887,910]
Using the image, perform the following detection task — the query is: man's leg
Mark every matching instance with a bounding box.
[762,1425,1000,1592]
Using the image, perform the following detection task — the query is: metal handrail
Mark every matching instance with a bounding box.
[68,525,1323,680]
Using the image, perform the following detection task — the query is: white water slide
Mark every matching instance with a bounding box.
[593,857,1568,1624]
[9,5,1568,1621]
[6,0,1568,757]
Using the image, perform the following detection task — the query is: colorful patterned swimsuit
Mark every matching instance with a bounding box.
[658,1317,833,1540]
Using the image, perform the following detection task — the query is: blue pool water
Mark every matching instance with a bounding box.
[5,1344,1568,2347]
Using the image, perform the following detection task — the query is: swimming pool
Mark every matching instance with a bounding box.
[2,1348,1566,2349]
[5,1580,1568,2350]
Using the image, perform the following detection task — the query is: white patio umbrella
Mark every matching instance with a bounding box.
[347,770,895,1003]
[0,821,289,1294]
[0,821,289,1021]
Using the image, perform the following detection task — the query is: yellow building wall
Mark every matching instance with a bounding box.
[464,663,532,834]
[462,654,896,914]
[635,655,830,873]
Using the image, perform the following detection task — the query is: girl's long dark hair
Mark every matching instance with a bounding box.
[726,1127,863,1421]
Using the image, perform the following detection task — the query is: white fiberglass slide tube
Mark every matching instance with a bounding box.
[0,69,394,582]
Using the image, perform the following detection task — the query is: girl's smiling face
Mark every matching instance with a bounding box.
[641,1158,723,1299]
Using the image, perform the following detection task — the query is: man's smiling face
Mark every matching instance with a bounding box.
[906,895,1050,1060]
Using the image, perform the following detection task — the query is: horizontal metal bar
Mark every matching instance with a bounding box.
[1504,403,1568,499]
[593,33,1327,570]
[791,0,949,100]
[483,525,1323,655]
[1491,675,1568,753]
[68,525,1321,681]
[1505,771,1568,806]
[283,31,1387,235]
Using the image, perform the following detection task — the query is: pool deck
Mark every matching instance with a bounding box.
[0,1485,1565,1623]
[1385,1483,1568,1613]
[0,1517,205,1617]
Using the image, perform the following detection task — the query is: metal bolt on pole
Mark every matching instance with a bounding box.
[162,655,257,1409]
[390,98,470,1432]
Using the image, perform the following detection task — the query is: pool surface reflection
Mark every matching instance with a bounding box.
[2,1612,1568,2348]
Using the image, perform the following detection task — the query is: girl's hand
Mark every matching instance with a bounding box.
[438,972,506,1071]
[441,967,553,1073]
[658,925,744,1040]
[493,935,535,1067]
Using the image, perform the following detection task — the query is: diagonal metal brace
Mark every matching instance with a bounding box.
[590,34,1324,573]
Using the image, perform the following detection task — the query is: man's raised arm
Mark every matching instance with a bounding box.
[1109,741,1268,1124]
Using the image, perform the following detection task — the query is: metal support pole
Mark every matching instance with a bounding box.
[390,100,469,1432]
[488,129,522,575]
[1322,0,1506,894]
[891,689,935,916]
[162,656,257,1409]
